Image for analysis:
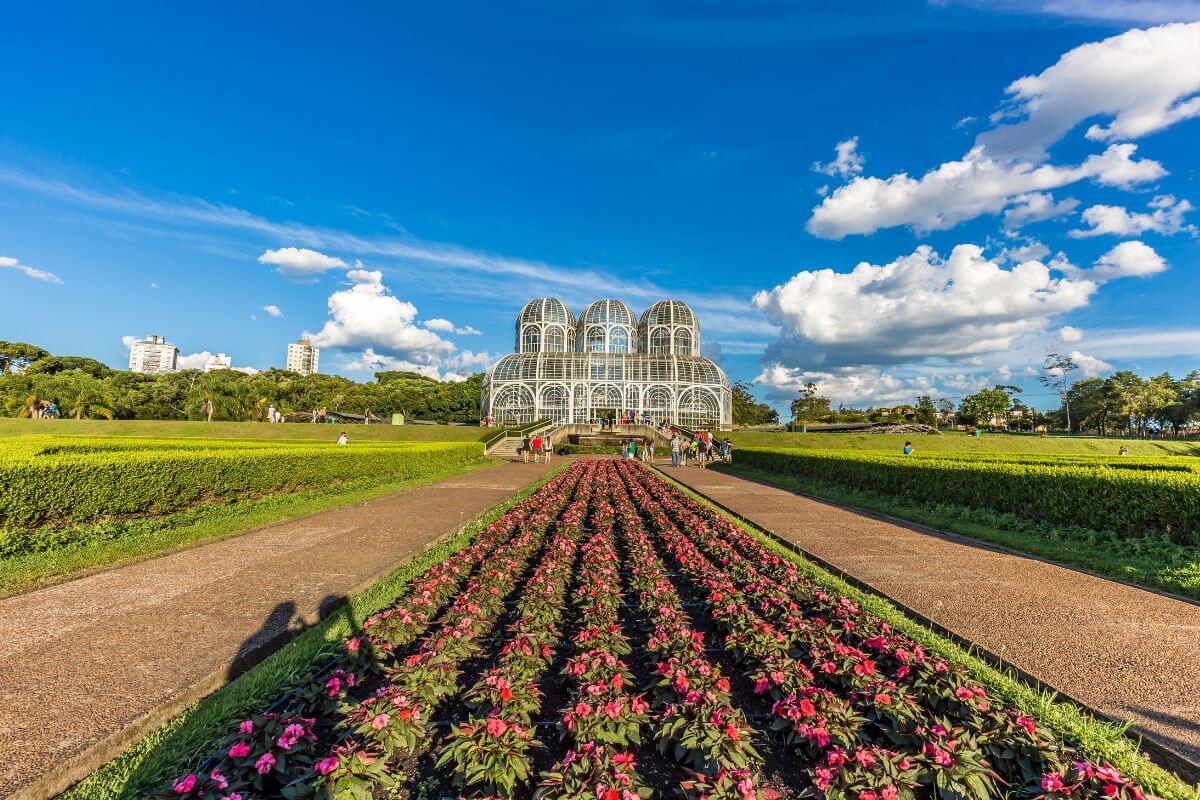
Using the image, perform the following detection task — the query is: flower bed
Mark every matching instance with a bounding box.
[158,459,1172,800]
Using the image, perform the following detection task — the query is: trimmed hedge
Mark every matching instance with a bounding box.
[734,447,1200,544]
[0,441,485,528]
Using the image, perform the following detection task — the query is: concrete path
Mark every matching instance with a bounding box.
[663,464,1200,777]
[0,459,557,800]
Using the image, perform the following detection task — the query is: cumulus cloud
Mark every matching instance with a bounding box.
[258,247,346,280]
[1001,192,1079,231]
[1087,240,1168,281]
[754,364,944,406]
[307,269,455,374]
[261,304,284,317]
[1067,350,1114,377]
[807,144,1164,238]
[813,137,864,180]
[752,244,1096,370]
[998,238,1052,263]
[0,255,63,284]
[979,22,1200,160]
[342,348,443,379]
[176,351,213,370]
[423,318,482,335]
[1068,195,1195,238]
[1058,325,1084,343]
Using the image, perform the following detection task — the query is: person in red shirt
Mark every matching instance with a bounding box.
[531,434,543,463]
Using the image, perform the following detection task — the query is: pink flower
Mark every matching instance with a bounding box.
[315,756,339,776]
[1017,716,1037,736]
[172,774,197,795]
[325,676,342,697]
[881,785,899,800]
[754,677,770,694]
[371,713,391,731]
[219,795,242,800]
[228,742,251,759]
[238,719,253,735]
[813,768,834,791]
[1042,774,1066,793]
[345,637,361,652]
[486,716,508,737]
[209,769,228,790]
[860,791,877,800]
[255,752,276,775]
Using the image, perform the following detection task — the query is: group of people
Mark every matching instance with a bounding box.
[30,401,59,419]
[621,438,656,462]
[520,433,554,463]
[669,430,731,468]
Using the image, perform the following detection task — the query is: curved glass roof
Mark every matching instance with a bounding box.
[517,297,575,327]
[490,352,726,386]
[639,299,697,329]
[579,299,636,326]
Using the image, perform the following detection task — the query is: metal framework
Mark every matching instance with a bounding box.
[484,298,731,429]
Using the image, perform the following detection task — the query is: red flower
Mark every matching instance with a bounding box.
[486,716,508,737]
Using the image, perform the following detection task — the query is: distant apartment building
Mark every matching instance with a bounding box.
[286,338,320,376]
[128,335,178,374]
[202,353,234,373]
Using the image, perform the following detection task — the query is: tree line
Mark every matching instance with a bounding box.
[0,341,483,423]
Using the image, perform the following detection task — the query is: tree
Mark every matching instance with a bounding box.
[1039,353,1079,431]
[0,341,50,374]
[732,381,779,426]
[958,386,1014,428]
[914,396,938,426]
[790,382,832,423]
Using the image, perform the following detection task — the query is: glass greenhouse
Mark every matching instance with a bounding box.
[482,298,732,429]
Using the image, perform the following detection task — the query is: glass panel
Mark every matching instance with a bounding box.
[610,326,628,353]
[673,329,692,355]
[521,326,541,353]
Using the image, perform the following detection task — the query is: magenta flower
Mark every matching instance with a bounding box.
[238,719,253,735]
[172,774,197,795]
[1042,773,1066,793]
[227,742,251,759]
[315,756,340,776]
[255,752,276,775]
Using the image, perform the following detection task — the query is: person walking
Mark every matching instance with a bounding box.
[670,435,681,467]
[722,437,732,463]
[337,432,349,446]
[544,439,553,463]
[521,434,532,463]
[648,439,656,463]
[627,439,637,461]
[531,434,543,463]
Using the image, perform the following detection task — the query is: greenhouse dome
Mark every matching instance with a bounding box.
[483,298,730,429]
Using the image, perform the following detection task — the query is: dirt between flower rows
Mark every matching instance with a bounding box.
[0,458,559,800]
[661,465,1200,777]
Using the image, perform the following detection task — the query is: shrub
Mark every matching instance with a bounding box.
[733,447,1200,544]
[0,441,485,528]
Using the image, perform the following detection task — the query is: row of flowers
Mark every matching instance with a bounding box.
[160,462,594,800]
[435,464,596,797]
[621,461,1148,800]
[612,462,766,800]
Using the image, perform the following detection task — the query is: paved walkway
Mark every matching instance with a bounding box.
[663,465,1200,777]
[0,459,557,800]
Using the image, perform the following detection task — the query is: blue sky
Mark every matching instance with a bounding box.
[2,1,1198,411]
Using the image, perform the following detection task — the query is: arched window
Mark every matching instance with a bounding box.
[649,327,670,355]
[543,325,565,352]
[493,384,535,425]
[610,325,629,353]
[678,387,720,430]
[673,328,693,355]
[585,326,606,353]
[540,384,570,423]
[645,385,672,424]
[521,325,541,353]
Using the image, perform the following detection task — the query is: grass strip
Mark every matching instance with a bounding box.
[656,468,1200,800]
[0,458,496,596]
[62,463,567,800]
[710,463,1200,602]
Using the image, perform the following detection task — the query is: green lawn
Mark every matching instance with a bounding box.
[0,417,488,442]
[728,429,1200,457]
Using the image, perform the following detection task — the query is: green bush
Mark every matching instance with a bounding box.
[0,441,485,528]
[735,447,1200,544]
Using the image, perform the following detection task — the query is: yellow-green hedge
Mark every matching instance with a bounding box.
[0,441,485,528]
[734,447,1200,544]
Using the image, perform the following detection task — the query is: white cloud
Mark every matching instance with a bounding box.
[1068,194,1195,238]
[1068,350,1114,378]
[807,144,1164,238]
[979,22,1200,159]
[121,335,139,348]
[1058,325,1084,343]
[261,304,284,317]
[752,244,1096,369]
[258,247,347,280]
[1079,327,1200,359]
[342,348,442,379]
[998,238,1052,263]
[307,269,454,372]
[978,1,1200,25]
[754,364,943,406]
[1001,192,1080,231]
[0,255,63,284]
[177,351,214,370]
[1059,240,1168,282]
[954,116,977,129]
[813,137,864,180]
[423,317,482,335]
[149,281,159,289]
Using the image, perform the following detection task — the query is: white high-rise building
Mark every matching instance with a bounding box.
[128,335,179,374]
[202,353,234,373]
[286,338,320,376]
